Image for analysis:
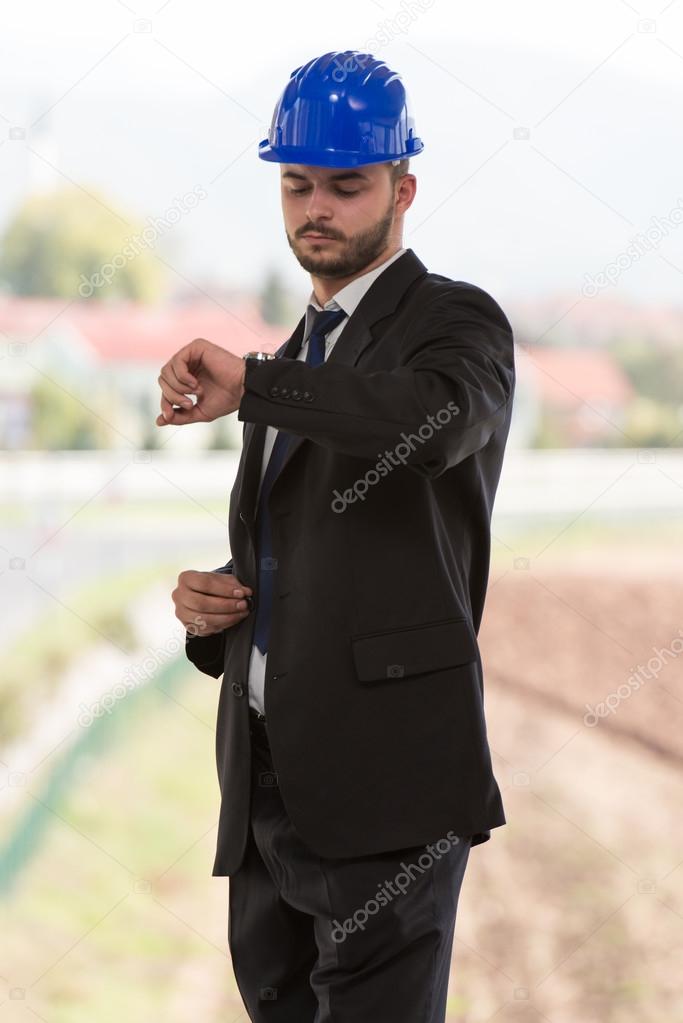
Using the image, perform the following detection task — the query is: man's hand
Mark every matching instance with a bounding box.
[156,338,246,427]
[173,570,253,636]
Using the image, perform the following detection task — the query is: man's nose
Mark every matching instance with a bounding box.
[305,186,333,222]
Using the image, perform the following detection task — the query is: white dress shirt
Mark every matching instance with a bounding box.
[247,246,406,715]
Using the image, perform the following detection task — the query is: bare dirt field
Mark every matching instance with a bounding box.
[447,561,683,1021]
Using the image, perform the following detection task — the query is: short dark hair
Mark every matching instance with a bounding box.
[388,158,410,184]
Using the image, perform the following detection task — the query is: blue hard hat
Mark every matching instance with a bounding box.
[258,50,424,168]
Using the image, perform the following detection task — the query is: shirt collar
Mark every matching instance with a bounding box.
[304,247,406,339]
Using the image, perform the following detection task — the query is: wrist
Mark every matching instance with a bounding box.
[241,351,275,402]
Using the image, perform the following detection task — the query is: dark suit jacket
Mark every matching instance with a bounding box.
[185,248,515,876]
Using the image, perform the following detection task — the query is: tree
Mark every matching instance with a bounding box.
[0,186,165,302]
[258,266,293,325]
[29,377,112,449]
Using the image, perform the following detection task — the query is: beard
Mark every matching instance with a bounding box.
[286,197,395,278]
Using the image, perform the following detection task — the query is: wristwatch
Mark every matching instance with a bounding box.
[243,351,276,364]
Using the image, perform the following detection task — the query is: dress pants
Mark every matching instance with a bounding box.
[227,707,472,1022]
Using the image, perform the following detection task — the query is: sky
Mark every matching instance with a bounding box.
[2,0,683,313]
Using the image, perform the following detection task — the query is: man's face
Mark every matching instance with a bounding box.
[280,162,398,278]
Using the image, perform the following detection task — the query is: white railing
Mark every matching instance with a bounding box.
[0,448,681,515]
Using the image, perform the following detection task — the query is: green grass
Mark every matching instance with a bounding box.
[0,500,228,528]
[490,512,683,566]
[0,563,173,746]
[2,657,243,1021]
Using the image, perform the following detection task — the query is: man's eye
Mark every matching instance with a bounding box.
[289,187,359,198]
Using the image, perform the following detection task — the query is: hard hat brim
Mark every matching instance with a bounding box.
[258,139,423,168]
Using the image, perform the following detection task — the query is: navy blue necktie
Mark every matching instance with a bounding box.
[253,306,347,655]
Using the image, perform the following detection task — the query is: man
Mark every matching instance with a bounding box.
[157,49,515,1023]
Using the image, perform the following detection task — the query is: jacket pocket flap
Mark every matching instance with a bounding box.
[351,617,478,682]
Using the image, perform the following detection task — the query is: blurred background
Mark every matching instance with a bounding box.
[1,2,682,1021]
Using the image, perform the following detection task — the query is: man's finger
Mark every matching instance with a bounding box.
[171,358,195,389]
[160,348,199,389]
[183,571,252,597]
[165,360,196,396]
[157,404,209,426]
[159,373,193,409]
[181,591,250,614]
[178,608,249,634]
[160,395,176,421]
[158,397,193,424]
[170,344,202,388]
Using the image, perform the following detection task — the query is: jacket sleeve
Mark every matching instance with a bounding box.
[184,558,233,678]
[237,285,515,479]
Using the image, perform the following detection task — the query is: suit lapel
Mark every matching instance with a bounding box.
[238,248,428,524]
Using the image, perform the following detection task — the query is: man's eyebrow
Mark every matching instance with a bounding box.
[281,170,370,183]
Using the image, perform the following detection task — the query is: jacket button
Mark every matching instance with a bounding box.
[280,386,290,398]
[302,391,313,401]
[231,682,244,697]
[269,385,280,397]
[291,389,302,400]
